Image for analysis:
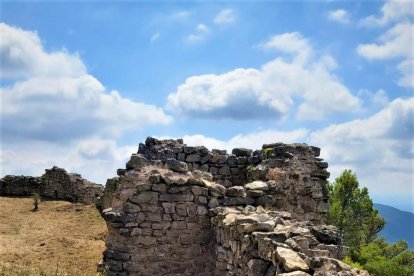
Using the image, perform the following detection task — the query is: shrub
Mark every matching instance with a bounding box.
[32,193,41,211]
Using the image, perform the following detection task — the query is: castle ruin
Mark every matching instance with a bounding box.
[100,137,368,276]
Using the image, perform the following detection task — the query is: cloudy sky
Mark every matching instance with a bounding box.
[1,0,413,212]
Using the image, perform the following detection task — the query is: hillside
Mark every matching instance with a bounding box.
[374,203,414,249]
[0,197,107,275]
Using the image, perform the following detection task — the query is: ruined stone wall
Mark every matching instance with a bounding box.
[121,137,330,223]
[0,166,103,205]
[103,168,216,275]
[101,137,368,275]
[41,166,103,204]
[0,175,41,196]
[212,207,357,275]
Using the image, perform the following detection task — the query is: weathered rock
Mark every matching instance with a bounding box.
[126,154,149,170]
[186,154,201,163]
[166,158,188,173]
[311,225,340,244]
[245,181,268,190]
[232,148,253,157]
[275,247,309,272]
[130,191,158,205]
[247,259,270,276]
[226,186,246,197]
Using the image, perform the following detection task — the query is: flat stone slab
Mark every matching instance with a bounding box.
[275,247,309,272]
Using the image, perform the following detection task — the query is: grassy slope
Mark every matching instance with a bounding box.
[0,197,107,276]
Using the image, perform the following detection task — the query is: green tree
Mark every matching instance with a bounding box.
[346,238,414,276]
[327,170,385,249]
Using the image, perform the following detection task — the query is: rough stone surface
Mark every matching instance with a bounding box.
[275,247,309,271]
[99,137,368,275]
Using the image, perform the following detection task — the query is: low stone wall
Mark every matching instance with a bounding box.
[0,175,41,196]
[0,166,103,205]
[100,137,369,275]
[212,207,355,275]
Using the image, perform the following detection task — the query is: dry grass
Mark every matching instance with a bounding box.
[0,197,108,276]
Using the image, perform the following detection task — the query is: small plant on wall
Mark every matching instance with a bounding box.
[263,147,273,159]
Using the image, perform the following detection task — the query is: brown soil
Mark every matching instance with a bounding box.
[0,197,107,275]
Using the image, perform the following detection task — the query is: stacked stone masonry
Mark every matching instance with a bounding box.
[0,166,103,205]
[101,137,369,275]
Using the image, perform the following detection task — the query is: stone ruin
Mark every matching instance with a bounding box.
[100,137,369,275]
[0,166,103,205]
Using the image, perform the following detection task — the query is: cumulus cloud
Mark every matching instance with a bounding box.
[357,23,413,60]
[214,9,235,25]
[168,32,360,121]
[357,22,414,88]
[259,32,312,63]
[0,23,172,143]
[185,24,210,43]
[0,23,85,79]
[0,23,172,182]
[311,97,414,198]
[360,0,414,27]
[327,9,350,24]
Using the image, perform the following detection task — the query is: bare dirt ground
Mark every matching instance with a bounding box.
[0,197,107,275]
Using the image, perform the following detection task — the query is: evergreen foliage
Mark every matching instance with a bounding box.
[328,170,414,275]
[345,238,414,276]
[328,169,385,248]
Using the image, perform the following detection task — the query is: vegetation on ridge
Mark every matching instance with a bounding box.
[328,170,414,275]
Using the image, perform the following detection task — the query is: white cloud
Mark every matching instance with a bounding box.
[327,9,350,24]
[360,0,414,27]
[185,24,210,43]
[168,11,191,21]
[311,97,414,198]
[0,23,172,143]
[357,22,414,88]
[397,58,414,87]
[259,32,312,63]
[357,23,413,60]
[0,23,172,183]
[0,23,85,79]
[358,89,390,107]
[179,129,309,152]
[214,9,235,25]
[168,32,360,121]
[150,32,160,42]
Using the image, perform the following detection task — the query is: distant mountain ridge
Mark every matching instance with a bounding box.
[374,203,414,249]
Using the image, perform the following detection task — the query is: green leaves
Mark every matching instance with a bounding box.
[328,169,413,275]
[328,169,382,248]
[351,238,414,276]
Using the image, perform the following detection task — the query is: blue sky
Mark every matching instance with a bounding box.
[1,1,413,212]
